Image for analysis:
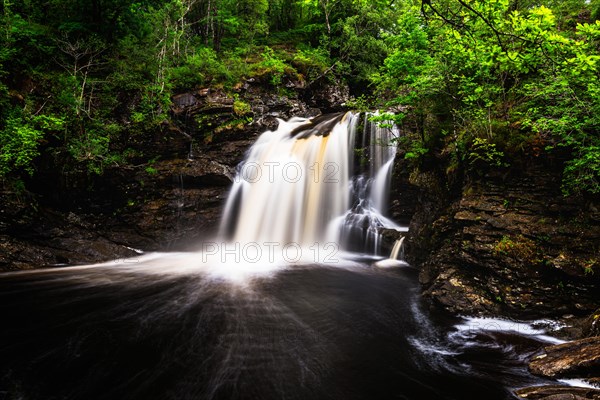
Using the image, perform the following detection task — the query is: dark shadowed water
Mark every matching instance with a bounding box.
[0,257,562,400]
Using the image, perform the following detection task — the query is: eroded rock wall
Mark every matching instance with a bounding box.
[393,154,600,317]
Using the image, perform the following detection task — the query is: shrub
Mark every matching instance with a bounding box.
[251,46,297,86]
[467,137,507,169]
[168,48,232,90]
[493,235,538,263]
[292,46,331,81]
[0,113,64,177]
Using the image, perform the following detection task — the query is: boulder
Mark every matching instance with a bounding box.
[529,337,600,378]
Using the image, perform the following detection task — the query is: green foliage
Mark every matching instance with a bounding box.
[493,235,539,263]
[404,141,429,161]
[252,46,297,86]
[67,122,125,174]
[0,117,43,177]
[372,6,434,89]
[344,95,372,112]
[168,48,232,90]
[467,138,507,169]
[292,46,331,81]
[2,0,598,192]
[0,112,65,177]
[233,99,252,116]
[563,146,600,195]
[584,259,597,276]
[372,0,600,194]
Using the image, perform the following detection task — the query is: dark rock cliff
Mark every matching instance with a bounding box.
[389,152,600,318]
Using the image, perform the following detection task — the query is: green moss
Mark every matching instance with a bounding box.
[233,99,251,116]
[215,117,253,133]
[493,235,540,263]
[583,259,597,276]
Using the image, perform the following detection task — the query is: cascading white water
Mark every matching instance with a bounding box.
[390,237,405,260]
[330,112,404,255]
[368,116,399,212]
[220,113,355,246]
[373,237,408,268]
[219,111,405,263]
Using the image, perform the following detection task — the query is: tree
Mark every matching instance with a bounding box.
[373,0,600,193]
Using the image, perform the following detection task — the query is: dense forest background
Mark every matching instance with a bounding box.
[1,0,599,195]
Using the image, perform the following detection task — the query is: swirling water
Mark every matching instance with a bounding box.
[0,257,563,400]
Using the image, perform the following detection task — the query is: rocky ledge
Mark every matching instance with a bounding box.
[515,333,600,400]
[529,337,600,379]
[515,385,600,400]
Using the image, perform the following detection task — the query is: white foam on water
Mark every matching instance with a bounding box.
[373,259,409,268]
[78,240,366,285]
[453,317,566,344]
[558,378,600,389]
[408,337,462,357]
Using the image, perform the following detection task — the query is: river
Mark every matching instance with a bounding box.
[0,255,560,400]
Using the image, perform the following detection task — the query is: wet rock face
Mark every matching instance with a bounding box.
[515,337,600,400]
[515,385,600,400]
[529,337,600,378]
[388,156,422,227]
[304,80,350,113]
[100,157,236,252]
[402,158,600,317]
[170,79,349,138]
[0,195,140,271]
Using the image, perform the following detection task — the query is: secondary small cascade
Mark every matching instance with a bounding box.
[219,111,404,258]
[390,237,405,260]
[330,112,403,255]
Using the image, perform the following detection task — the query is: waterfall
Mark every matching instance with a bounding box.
[218,111,405,263]
[390,237,405,260]
[220,113,354,245]
[330,112,403,255]
[373,237,408,268]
